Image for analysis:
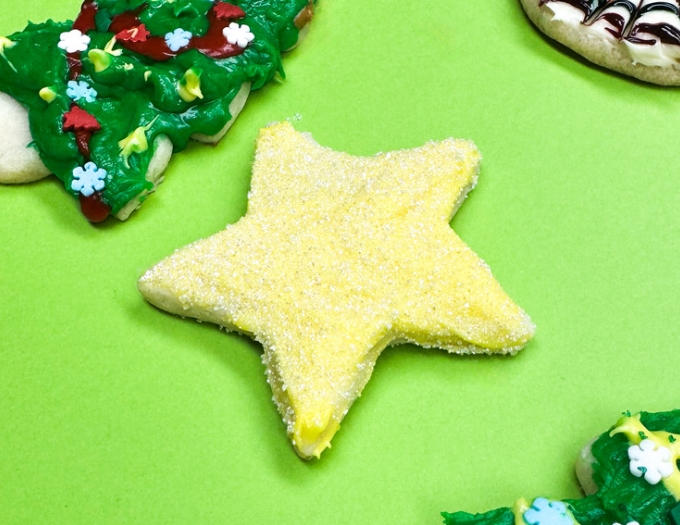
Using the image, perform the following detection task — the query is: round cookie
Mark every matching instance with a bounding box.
[0,0,315,222]
[519,0,680,85]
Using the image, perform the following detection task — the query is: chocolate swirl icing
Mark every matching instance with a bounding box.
[541,0,680,46]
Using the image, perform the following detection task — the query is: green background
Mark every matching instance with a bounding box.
[2,0,680,523]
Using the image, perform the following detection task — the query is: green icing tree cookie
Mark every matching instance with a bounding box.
[442,410,680,525]
[0,0,315,221]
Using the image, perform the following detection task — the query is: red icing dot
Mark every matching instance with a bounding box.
[79,192,111,223]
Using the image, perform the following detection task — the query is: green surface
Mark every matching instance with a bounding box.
[2,1,680,523]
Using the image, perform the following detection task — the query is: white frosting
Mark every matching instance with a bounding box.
[625,8,680,66]
[544,1,586,24]
[624,38,678,65]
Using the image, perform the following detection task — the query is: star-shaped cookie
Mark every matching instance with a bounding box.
[138,121,535,459]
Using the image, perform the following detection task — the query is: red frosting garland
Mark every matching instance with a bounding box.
[109,4,246,61]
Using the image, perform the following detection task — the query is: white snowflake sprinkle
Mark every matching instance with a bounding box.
[223,22,254,48]
[58,29,91,54]
[628,439,674,485]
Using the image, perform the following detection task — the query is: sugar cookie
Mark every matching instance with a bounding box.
[0,0,315,221]
[520,0,680,85]
[443,410,680,525]
[138,121,535,459]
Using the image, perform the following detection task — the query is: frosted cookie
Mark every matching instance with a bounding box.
[138,121,535,459]
[443,409,680,525]
[0,0,315,222]
[519,0,680,85]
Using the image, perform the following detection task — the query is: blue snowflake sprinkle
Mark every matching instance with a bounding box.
[66,80,97,103]
[164,28,193,52]
[523,498,575,525]
[71,162,107,197]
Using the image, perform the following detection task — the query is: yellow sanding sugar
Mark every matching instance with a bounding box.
[138,121,535,459]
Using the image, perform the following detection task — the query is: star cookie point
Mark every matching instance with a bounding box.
[139,122,534,458]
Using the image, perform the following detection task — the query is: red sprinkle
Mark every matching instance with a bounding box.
[63,106,101,133]
[116,24,150,43]
[213,2,246,20]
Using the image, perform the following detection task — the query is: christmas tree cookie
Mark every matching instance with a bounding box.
[0,0,315,221]
[443,410,680,525]
[138,121,535,459]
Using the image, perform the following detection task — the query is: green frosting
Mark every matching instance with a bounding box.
[0,0,311,217]
[442,410,680,525]
[579,411,677,525]
[442,506,515,525]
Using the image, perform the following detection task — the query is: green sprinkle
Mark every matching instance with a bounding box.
[639,431,647,440]
[670,435,677,443]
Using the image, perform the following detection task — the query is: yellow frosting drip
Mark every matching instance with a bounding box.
[39,87,57,103]
[513,498,530,525]
[88,49,111,73]
[178,68,203,103]
[138,122,535,458]
[610,413,680,499]
[118,121,154,167]
[103,36,123,57]
[0,36,16,72]
[88,38,122,73]
[0,36,15,54]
